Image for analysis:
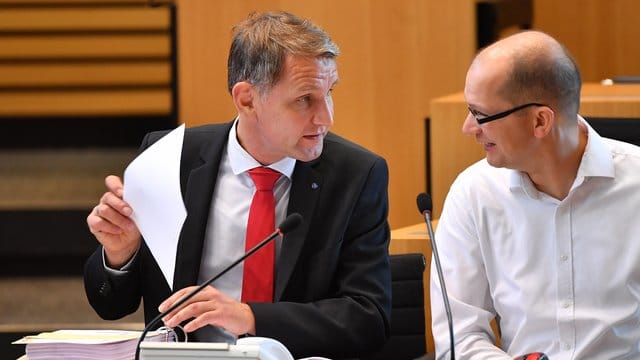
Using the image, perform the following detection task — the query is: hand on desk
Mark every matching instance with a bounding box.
[159,285,256,336]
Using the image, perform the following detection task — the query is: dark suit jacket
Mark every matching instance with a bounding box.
[84,121,391,359]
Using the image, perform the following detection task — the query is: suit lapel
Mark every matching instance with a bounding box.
[275,160,322,300]
[172,125,230,291]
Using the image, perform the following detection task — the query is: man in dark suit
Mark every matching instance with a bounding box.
[84,11,391,359]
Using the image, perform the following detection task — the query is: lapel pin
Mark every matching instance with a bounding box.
[311,182,319,190]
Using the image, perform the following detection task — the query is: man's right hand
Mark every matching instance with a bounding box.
[87,175,141,269]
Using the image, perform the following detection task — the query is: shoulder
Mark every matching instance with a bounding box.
[301,132,389,189]
[454,159,497,186]
[183,122,233,138]
[449,159,511,200]
[141,121,233,150]
[321,132,387,169]
[604,137,640,159]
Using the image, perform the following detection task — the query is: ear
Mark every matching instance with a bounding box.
[532,106,554,138]
[231,81,257,115]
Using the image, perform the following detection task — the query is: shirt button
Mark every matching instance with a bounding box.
[560,255,568,261]
[562,342,572,350]
[563,301,571,308]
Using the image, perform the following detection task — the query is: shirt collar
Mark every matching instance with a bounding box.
[575,115,615,180]
[227,118,296,179]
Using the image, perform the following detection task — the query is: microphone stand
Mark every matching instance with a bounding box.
[423,209,455,360]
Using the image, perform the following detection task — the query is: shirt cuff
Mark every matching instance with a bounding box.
[101,246,137,275]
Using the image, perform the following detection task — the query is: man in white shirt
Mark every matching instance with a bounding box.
[431,30,640,359]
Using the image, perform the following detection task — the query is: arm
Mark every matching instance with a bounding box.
[431,179,510,360]
[84,175,143,320]
[84,131,166,321]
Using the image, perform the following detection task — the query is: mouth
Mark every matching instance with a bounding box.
[303,130,326,141]
[483,142,496,151]
[302,134,322,143]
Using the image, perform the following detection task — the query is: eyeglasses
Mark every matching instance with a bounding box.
[468,102,547,125]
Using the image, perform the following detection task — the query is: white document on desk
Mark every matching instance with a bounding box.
[123,124,186,290]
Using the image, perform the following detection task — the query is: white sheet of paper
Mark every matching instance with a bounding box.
[123,124,186,289]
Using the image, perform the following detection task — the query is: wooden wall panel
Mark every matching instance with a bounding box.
[0,90,171,117]
[0,63,170,87]
[533,0,640,82]
[0,35,170,59]
[0,1,174,119]
[176,0,475,228]
[0,7,169,31]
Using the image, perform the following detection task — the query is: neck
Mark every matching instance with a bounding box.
[236,116,279,165]
[526,121,588,200]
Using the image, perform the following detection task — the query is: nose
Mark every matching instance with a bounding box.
[314,96,334,127]
[462,112,481,136]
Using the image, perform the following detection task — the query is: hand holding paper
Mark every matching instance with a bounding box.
[86,174,142,269]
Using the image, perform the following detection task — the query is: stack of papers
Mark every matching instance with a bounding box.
[13,329,171,360]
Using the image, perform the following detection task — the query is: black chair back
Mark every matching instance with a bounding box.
[365,253,427,360]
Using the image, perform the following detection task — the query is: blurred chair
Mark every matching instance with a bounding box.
[364,253,429,360]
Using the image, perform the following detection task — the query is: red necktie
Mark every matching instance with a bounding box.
[241,167,281,303]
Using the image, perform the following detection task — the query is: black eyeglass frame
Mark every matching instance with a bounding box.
[469,102,547,125]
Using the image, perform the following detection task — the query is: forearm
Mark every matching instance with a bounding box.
[84,246,142,320]
[431,276,508,359]
[436,335,511,360]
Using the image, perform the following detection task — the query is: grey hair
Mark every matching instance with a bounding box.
[227,11,340,95]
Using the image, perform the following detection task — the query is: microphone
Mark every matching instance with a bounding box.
[416,193,455,360]
[134,212,303,360]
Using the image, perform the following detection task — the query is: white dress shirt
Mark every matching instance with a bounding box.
[195,119,295,342]
[431,118,640,359]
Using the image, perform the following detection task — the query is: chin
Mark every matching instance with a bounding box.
[486,157,506,169]
[296,147,323,162]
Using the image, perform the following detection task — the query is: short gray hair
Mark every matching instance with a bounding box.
[227,11,340,94]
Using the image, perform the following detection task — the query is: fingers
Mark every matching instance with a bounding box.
[158,286,254,335]
[87,175,135,236]
[97,192,133,229]
[159,286,210,328]
[87,206,123,235]
[105,174,124,197]
[86,175,141,267]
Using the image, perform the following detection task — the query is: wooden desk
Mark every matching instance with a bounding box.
[390,220,435,353]
[430,82,640,218]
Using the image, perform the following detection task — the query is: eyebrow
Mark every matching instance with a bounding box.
[296,78,339,93]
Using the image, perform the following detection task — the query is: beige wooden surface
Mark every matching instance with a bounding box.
[430,82,640,218]
[534,0,640,82]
